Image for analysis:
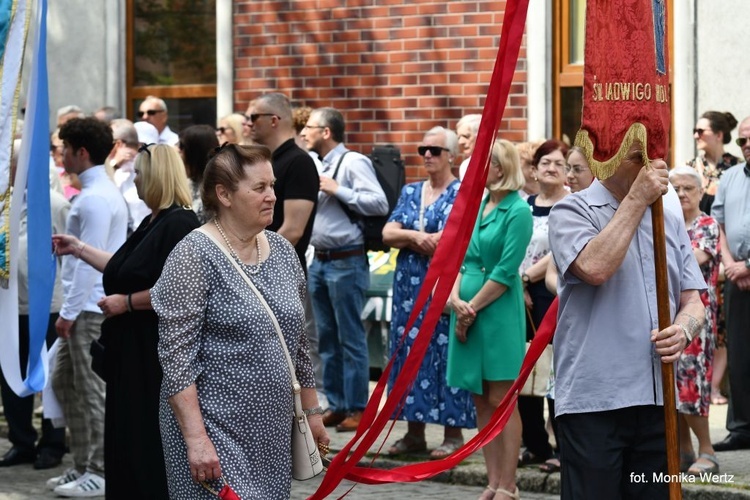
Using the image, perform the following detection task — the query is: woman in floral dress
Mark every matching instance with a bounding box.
[382,127,476,459]
[670,166,721,475]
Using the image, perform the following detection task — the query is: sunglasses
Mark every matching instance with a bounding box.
[244,113,278,123]
[693,128,706,137]
[417,146,450,157]
[139,109,164,117]
[216,127,229,134]
[736,137,750,147]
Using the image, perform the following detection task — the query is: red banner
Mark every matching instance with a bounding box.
[575,0,670,179]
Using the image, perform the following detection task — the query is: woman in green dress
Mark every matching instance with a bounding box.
[447,139,532,500]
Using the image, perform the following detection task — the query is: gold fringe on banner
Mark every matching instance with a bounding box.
[575,122,652,180]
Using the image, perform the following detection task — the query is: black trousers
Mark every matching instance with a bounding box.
[520,281,554,460]
[0,314,66,456]
[725,281,750,439]
[557,405,668,500]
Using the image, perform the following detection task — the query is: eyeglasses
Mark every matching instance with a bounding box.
[736,137,750,147]
[693,128,706,137]
[417,146,450,156]
[216,127,228,134]
[139,109,164,117]
[245,113,278,123]
[138,143,155,157]
[538,159,565,169]
[564,165,590,175]
[303,124,326,130]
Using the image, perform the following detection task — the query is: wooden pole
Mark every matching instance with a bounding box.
[651,196,682,500]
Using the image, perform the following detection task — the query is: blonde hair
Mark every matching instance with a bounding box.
[515,140,542,166]
[489,139,525,192]
[135,144,192,210]
[218,113,246,144]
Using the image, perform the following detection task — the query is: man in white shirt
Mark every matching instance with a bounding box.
[49,118,128,498]
[137,95,178,146]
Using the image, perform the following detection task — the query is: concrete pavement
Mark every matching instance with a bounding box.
[317,390,750,499]
[1,392,749,498]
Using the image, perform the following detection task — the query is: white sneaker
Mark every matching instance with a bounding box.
[46,468,82,491]
[53,472,105,498]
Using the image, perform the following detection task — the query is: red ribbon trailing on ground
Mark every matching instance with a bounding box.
[309,1,534,497]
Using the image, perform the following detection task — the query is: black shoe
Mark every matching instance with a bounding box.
[713,434,750,452]
[0,447,36,467]
[33,449,63,470]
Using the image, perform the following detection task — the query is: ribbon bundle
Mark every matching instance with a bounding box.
[309,1,536,497]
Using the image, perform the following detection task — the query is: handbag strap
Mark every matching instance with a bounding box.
[525,305,537,335]
[195,228,303,409]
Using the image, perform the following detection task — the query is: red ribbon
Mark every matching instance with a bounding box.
[218,484,241,500]
[308,1,532,498]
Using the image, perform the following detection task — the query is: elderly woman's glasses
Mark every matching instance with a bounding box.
[736,137,750,147]
[418,146,449,156]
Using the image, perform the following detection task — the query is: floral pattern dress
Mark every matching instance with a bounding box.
[387,180,476,428]
[677,213,720,417]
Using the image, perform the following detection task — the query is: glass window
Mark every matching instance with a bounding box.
[127,0,217,130]
[569,0,586,65]
[133,0,216,86]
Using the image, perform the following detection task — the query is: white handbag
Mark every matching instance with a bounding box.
[198,228,324,480]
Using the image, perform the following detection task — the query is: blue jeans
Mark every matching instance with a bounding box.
[308,252,369,413]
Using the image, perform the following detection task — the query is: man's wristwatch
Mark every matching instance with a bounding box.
[678,324,693,344]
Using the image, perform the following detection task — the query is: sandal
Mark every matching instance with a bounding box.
[387,433,427,455]
[680,451,696,473]
[539,457,561,473]
[687,453,719,476]
[478,485,496,500]
[429,437,464,459]
[494,486,520,500]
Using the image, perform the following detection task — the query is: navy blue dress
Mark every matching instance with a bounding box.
[387,180,476,428]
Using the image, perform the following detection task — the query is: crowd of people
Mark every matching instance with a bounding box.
[1,97,749,500]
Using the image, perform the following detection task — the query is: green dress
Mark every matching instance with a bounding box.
[446,191,533,394]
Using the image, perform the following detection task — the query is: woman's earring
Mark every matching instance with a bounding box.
[533,176,538,181]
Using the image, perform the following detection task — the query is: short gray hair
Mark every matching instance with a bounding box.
[456,114,482,136]
[669,165,703,187]
[110,119,139,148]
[424,126,458,155]
[256,92,292,121]
[56,105,84,120]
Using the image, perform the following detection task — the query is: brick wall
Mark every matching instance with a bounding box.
[234,0,528,181]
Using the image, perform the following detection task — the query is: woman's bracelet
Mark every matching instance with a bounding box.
[303,406,325,416]
[126,294,133,313]
[74,241,86,259]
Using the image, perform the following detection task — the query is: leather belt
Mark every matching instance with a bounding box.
[314,247,365,262]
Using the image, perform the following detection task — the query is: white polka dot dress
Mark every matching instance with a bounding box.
[151,230,314,499]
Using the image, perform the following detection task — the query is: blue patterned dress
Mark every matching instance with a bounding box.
[387,180,476,428]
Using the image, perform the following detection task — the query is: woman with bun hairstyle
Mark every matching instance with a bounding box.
[689,111,739,214]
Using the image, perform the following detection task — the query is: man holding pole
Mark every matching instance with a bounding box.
[548,145,705,499]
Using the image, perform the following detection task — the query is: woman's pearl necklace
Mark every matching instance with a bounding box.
[214,218,262,274]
